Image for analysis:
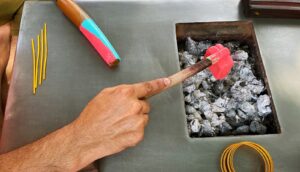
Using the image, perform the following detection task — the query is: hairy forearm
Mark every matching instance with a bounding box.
[0,122,103,172]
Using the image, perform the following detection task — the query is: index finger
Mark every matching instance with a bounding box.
[133,78,171,98]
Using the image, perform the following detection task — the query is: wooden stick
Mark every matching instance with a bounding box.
[43,23,48,80]
[39,29,44,85]
[31,39,36,94]
[167,59,212,89]
[148,59,212,98]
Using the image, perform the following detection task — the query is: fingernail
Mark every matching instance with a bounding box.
[163,78,171,86]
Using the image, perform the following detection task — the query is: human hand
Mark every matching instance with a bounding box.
[71,77,171,163]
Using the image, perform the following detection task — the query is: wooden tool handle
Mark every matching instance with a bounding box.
[56,0,90,27]
[167,59,212,89]
[148,59,212,98]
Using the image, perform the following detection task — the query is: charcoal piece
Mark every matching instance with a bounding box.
[232,50,248,61]
[211,98,226,113]
[186,37,201,56]
[226,109,236,118]
[199,101,211,113]
[247,79,264,95]
[197,70,211,80]
[219,122,233,135]
[191,100,201,109]
[226,99,238,110]
[186,105,197,114]
[179,51,197,67]
[227,115,244,127]
[238,102,256,116]
[193,111,202,120]
[239,67,255,81]
[231,81,253,102]
[185,37,211,56]
[224,41,240,52]
[187,114,195,121]
[201,80,210,90]
[237,109,250,121]
[184,94,192,103]
[211,114,226,127]
[250,121,267,134]
[192,90,206,99]
[213,81,226,95]
[183,84,196,93]
[201,120,215,136]
[257,95,272,117]
[203,111,215,120]
[234,125,250,135]
[209,75,217,82]
[190,119,201,133]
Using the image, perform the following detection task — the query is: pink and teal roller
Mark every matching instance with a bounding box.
[56,0,121,67]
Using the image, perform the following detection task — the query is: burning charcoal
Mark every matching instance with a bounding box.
[187,114,195,121]
[186,105,197,114]
[190,119,201,133]
[193,111,202,120]
[224,41,240,52]
[203,111,215,120]
[219,122,233,135]
[198,40,212,53]
[199,101,211,113]
[201,120,215,136]
[257,95,272,117]
[226,99,238,110]
[237,109,249,121]
[201,80,210,90]
[239,67,255,81]
[234,125,250,135]
[193,90,206,99]
[183,77,194,87]
[213,81,226,95]
[211,114,226,127]
[238,102,256,116]
[184,94,192,103]
[232,50,248,61]
[247,79,264,95]
[197,70,211,80]
[183,84,196,93]
[209,75,217,82]
[186,37,201,56]
[227,114,244,127]
[182,40,272,137]
[231,81,253,102]
[179,51,197,67]
[212,98,226,113]
[250,120,267,134]
[226,109,236,118]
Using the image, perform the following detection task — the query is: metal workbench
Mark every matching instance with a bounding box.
[1,0,300,171]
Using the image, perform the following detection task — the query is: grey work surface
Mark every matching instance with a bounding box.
[1,0,300,171]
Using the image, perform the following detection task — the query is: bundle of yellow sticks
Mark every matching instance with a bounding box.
[220,141,274,172]
[31,23,48,95]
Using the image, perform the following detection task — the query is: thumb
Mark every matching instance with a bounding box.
[133,78,171,98]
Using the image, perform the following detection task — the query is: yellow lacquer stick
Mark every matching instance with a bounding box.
[31,39,36,94]
[36,35,40,90]
[43,23,48,80]
[39,29,44,85]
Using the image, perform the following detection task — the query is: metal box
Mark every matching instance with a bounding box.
[176,21,281,136]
